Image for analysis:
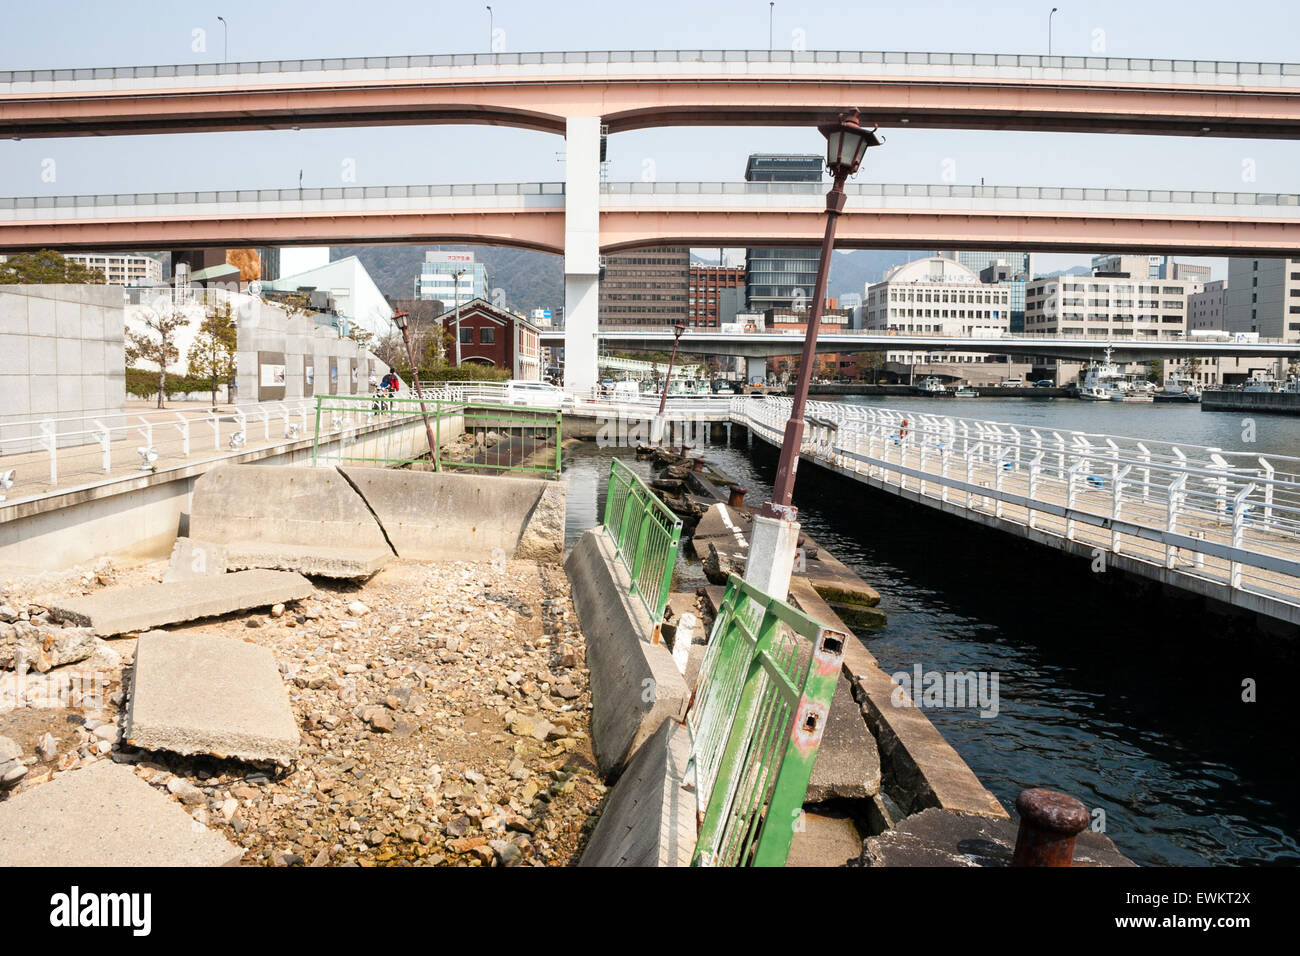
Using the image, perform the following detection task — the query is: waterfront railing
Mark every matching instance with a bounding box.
[601,458,682,625]
[687,573,847,867]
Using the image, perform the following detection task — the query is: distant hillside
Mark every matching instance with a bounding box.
[332,244,563,313]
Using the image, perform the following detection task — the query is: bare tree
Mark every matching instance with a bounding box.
[126,296,191,409]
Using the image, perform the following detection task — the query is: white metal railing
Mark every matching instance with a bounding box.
[3,49,1296,86]
[0,391,453,506]
[729,396,1300,610]
[423,381,736,418]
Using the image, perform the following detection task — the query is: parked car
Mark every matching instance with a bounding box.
[1033,379,1055,388]
[503,379,571,408]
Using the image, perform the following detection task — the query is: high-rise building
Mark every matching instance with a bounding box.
[1189,280,1228,332]
[61,252,162,286]
[1225,257,1300,341]
[598,246,689,326]
[418,251,489,307]
[1092,254,1213,284]
[688,264,745,327]
[937,250,1034,278]
[745,154,823,313]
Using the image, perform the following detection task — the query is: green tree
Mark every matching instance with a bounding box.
[1147,360,1163,383]
[0,249,108,284]
[187,300,238,408]
[126,298,190,409]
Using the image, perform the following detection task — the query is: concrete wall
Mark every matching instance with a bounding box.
[0,414,436,573]
[235,299,378,404]
[564,527,690,780]
[0,284,126,452]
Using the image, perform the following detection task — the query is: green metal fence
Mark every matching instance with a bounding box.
[688,573,847,867]
[310,392,562,478]
[602,458,682,625]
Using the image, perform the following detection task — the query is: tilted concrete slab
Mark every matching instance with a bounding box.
[339,466,565,563]
[51,569,314,636]
[190,463,392,556]
[224,541,390,579]
[162,537,227,583]
[0,760,244,866]
[580,717,696,867]
[565,528,690,780]
[127,631,300,766]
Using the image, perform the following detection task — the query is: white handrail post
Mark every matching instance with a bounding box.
[1065,460,1085,541]
[1258,458,1274,526]
[1208,451,1228,523]
[1027,451,1044,529]
[1137,443,1151,501]
[1112,464,1131,554]
[40,420,57,485]
[1165,473,1187,569]
[208,412,219,450]
[1229,483,1256,589]
[94,420,111,473]
[260,406,271,441]
[174,414,190,456]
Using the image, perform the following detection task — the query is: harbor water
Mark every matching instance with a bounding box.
[561,397,1300,867]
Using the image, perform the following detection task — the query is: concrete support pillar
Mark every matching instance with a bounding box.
[563,115,602,395]
[744,514,801,602]
[745,356,766,385]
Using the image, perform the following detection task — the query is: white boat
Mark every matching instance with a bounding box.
[1244,378,1280,393]
[1154,364,1202,403]
[1078,348,1126,401]
[915,376,946,395]
[951,385,979,398]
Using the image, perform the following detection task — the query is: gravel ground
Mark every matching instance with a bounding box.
[0,556,605,867]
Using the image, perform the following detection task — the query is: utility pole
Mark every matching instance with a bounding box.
[452,268,467,366]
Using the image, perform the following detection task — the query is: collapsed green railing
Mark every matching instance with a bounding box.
[310,392,561,478]
[688,573,847,867]
[602,458,682,625]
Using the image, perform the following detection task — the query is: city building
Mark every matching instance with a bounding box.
[937,250,1035,279]
[1025,262,1203,383]
[745,154,823,313]
[418,251,489,307]
[764,305,855,381]
[264,255,394,338]
[1224,257,1300,339]
[61,252,162,287]
[688,264,745,328]
[598,246,689,326]
[865,257,1020,383]
[278,247,331,277]
[979,263,1028,332]
[1189,280,1228,333]
[1092,254,1212,284]
[440,297,541,380]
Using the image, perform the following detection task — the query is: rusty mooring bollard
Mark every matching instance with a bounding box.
[1012,788,1090,867]
[728,484,747,508]
[692,456,705,472]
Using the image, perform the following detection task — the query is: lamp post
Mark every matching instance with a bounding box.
[652,323,686,444]
[217,16,228,62]
[763,107,880,521]
[1048,7,1058,56]
[392,310,439,462]
[768,2,774,51]
[451,268,467,366]
[486,6,493,51]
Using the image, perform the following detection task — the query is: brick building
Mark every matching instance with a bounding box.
[688,264,745,327]
[441,297,542,380]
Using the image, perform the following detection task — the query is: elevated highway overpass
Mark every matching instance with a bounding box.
[3,49,1299,139]
[2,181,1297,257]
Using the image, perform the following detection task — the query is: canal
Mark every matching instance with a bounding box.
[561,397,1300,867]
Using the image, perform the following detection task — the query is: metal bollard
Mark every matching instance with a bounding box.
[728,484,747,508]
[1012,788,1090,866]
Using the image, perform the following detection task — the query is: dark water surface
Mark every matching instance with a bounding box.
[561,397,1300,867]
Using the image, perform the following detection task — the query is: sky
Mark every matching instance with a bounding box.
[2,0,1298,276]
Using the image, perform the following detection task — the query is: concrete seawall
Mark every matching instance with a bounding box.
[1202,390,1300,415]
[0,413,453,573]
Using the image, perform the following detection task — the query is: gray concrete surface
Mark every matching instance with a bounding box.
[806,672,882,803]
[190,463,393,556]
[1,622,97,672]
[339,466,566,563]
[162,537,227,583]
[860,806,1135,867]
[224,542,390,579]
[51,569,314,636]
[127,631,300,766]
[786,810,865,867]
[580,717,697,867]
[564,528,690,781]
[0,760,244,866]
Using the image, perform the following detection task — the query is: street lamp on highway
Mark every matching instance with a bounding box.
[1049,7,1059,56]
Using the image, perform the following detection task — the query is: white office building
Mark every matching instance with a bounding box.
[418,252,489,307]
[865,257,1011,368]
[264,255,394,338]
[63,252,162,286]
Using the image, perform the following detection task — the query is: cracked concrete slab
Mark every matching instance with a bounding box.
[127,630,300,766]
[224,542,390,579]
[51,570,314,636]
[0,760,244,866]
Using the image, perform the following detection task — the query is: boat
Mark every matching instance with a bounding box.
[1244,378,1280,393]
[1078,348,1127,401]
[951,385,979,398]
[1154,364,1202,403]
[914,376,946,395]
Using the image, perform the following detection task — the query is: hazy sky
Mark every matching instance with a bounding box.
[3,0,1297,276]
